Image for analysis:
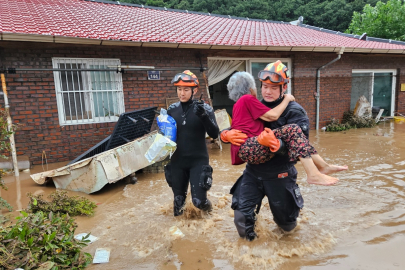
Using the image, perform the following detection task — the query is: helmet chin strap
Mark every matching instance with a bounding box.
[188,87,196,102]
[274,85,284,102]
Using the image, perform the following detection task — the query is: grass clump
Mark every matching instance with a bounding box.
[326,111,377,132]
[28,191,97,217]
[0,211,92,269]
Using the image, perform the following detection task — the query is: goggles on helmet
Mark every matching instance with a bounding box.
[171,73,198,86]
[258,70,289,84]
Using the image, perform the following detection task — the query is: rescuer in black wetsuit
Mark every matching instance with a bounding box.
[221,61,308,240]
[164,70,219,216]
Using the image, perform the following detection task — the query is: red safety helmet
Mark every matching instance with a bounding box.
[258,60,289,85]
[171,70,199,87]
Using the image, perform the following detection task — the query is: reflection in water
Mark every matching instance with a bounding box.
[1,122,405,269]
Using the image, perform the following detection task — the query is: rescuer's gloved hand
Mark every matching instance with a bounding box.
[193,100,206,118]
[257,128,280,152]
[220,129,248,146]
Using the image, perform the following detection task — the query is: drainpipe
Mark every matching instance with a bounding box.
[315,47,345,130]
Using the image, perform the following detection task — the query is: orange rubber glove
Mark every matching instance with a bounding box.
[220,129,248,146]
[257,128,280,152]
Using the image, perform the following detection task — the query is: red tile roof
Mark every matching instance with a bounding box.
[1,0,405,52]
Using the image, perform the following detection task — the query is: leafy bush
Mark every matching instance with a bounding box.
[0,211,92,269]
[0,107,16,214]
[325,111,377,132]
[325,118,352,132]
[28,191,97,217]
[0,109,14,160]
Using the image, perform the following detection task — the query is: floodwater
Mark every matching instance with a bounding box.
[2,121,405,270]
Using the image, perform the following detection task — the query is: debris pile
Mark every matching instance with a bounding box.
[27,190,97,217]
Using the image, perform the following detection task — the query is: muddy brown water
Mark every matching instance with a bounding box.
[2,121,405,270]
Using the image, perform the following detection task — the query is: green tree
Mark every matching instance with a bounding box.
[346,0,405,40]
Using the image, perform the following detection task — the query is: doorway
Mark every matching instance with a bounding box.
[207,58,292,116]
[351,70,396,116]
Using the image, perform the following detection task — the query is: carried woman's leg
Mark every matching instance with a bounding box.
[238,124,340,185]
[238,123,313,164]
[270,124,340,185]
[238,137,275,164]
[311,154,348,175]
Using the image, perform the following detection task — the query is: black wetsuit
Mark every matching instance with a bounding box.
[230,97,310,238]
[165,99,219,215]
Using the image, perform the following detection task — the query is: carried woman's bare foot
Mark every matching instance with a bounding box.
[307,173,339,186]
[319,164,348,175]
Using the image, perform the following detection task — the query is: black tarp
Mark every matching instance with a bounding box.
[68,107,157,165]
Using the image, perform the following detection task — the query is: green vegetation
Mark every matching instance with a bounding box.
[0,98,94,270]
[346,0,405,41]
[0,109,14,161]
[325,118,352,132]
[0,211,92,269]
[119,0,385,32]
[0,108,16,214]
[0,190,97,269]
[0,176,12,215]
[28,191,97,217]
[325,111,377,132]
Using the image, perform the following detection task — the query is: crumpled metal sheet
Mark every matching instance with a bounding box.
[30,131,161,194]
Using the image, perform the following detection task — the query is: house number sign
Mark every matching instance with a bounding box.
[147,71,160,80]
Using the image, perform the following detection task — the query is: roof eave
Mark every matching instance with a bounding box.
[1,32,54,43]
[2,33,405,54]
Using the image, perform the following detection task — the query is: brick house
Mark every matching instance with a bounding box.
[1,0,405,165]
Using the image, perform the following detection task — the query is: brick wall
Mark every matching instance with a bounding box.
[0,42,210,164]
[206,50,405,127]
[398,69,405,115]
[1,41,405,164]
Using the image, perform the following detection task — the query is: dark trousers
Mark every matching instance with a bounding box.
[165,157,212,209]
[231,166,304,236]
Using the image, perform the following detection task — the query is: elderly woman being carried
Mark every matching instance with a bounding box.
[223,71,346,185]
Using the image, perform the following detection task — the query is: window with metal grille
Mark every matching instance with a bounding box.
[52,58,125,125]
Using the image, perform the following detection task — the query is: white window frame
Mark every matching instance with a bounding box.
[207,57,293,94]
[52,58,125,125]
[352,69,396,116]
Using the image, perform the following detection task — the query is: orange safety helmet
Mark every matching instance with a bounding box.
[258,60,290,85]
[171,70,199,87]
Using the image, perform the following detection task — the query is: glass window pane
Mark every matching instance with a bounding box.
[351,72,372,110]
[90,65,119,118]
[251,62,268,100]
[373,73,392,115]
[59,63,86,120]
